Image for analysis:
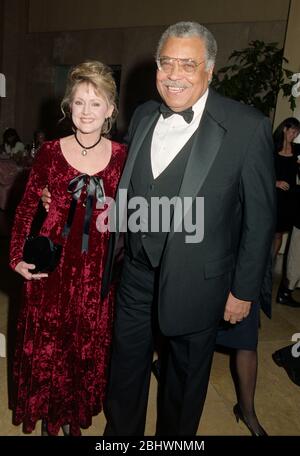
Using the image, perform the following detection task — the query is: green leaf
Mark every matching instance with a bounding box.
[213,40,295,116]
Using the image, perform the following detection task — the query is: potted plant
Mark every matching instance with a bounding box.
[211,40,295,118]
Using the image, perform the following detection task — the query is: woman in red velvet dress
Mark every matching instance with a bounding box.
[9,61,126,435]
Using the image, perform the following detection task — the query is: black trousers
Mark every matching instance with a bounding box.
[104,252,218,436]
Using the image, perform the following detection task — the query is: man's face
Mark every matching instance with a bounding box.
[156,36,213,112]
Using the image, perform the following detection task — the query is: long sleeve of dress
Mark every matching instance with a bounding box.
[10,142,52,269]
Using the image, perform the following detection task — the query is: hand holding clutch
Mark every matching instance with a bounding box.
[23,235,62,273]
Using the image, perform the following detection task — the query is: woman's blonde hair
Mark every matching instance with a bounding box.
[61,61,118,135]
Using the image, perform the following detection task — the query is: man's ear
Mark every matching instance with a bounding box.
[207,65,214,84]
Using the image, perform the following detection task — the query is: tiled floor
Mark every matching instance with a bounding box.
[0,226,300,436]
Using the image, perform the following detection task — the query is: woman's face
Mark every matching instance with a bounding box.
[284,126,300,143]
[71,82,113,135]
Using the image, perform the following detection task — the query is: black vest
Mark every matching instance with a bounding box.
[126,124,195,267]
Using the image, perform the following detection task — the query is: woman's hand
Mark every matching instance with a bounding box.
[223,292,251,324]
[276,180,290,191]
[15,261,48,280]
[41,187,51,212]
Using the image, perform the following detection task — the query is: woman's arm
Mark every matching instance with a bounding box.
[9,142,52,271]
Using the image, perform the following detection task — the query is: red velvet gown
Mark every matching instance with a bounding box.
[9,139,127,435]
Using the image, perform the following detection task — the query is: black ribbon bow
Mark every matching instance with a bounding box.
[62,174,105,252]
[160,103,194,124]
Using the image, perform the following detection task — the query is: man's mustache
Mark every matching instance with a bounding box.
[161,80,192,89]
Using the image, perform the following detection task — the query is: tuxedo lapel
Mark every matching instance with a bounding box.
[119,111,159,191]
[170,94,227,237]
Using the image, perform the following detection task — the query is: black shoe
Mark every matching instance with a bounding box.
[61,424,70,436]
[277,288,300,307]
[272,350,283,367]
[277,295,300,307]
[233,404,268,436]
[272,345,300,386]
[41,419,49,436]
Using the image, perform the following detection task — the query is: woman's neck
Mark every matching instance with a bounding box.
[75,130,102,147]
[279,142,293,156]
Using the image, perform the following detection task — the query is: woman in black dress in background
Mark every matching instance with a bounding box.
[216,274,271,436]
[273,117,300,257]
[273,117,300,306]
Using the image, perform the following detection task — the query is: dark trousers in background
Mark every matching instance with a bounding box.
[104,252,218,435]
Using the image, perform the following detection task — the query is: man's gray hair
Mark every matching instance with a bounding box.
[156,21,217,70]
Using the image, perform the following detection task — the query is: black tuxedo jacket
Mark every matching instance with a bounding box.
[102,89,276,336]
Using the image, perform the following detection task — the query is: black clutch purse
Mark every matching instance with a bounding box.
[23,235,62,273]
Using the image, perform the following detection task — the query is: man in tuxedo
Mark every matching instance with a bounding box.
[101,21,276,436]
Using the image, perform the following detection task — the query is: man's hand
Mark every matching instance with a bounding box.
[15,261,48,280]
[276,180,290,191]
[223,291,251,324]
[41,187,51,212]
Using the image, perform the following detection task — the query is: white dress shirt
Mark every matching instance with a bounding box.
[151,89,209,179]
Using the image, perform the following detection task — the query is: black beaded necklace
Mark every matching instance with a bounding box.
[74,131,102,156]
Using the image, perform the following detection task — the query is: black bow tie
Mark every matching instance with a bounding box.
[160,103,194,124]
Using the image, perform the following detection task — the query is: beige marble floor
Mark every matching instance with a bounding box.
[0,235,300,436]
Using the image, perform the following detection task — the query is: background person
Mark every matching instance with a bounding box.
[30,129,46,158]
[2,128,25,158]
[273,117,300,258]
